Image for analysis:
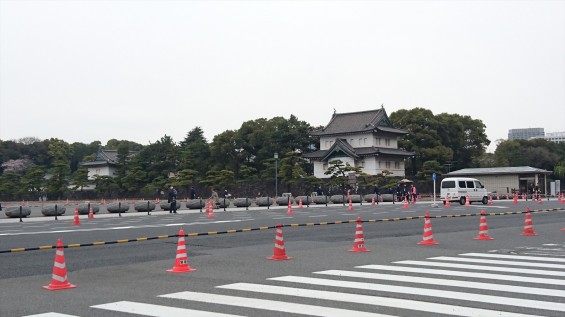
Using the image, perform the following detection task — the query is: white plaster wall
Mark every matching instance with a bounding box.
[471,175,518,195]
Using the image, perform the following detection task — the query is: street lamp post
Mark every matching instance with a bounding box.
[274,152,278,198]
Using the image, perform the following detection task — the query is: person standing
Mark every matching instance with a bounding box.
[190,186,196,200]
[168,186,178,214]
[411,184,417,202]
[373,184,380,203]
[210,188,219,209]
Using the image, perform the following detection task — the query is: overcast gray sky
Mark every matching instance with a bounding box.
[1,0,564,153]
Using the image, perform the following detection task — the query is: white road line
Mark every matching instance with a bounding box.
[220,282,544,317]
[308,215,327,217]
[264,276,565,312]
[0,220,248,236]
[272,217,293,219]
[357,264,565,286]
[395,260,565,277]
[429,256,565,269]
[460,253,565,262]
[160,291,397,317]
[22,313,77,317]
[314,269,565,297]
[92,301,243,317]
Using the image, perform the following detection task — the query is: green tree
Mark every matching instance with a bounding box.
[21,166,46,200]
[71,168,90,193]
[45,139,73,199]
[324,159,363,193]
[179,127,210,179]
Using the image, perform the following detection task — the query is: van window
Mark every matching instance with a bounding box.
[466,181,475,188]
[442,181,455,188]
[474,181,484,188]
[458,181,466,188]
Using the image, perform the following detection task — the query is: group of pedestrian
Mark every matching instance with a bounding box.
[166,186,230,213]
[395,183,417,202]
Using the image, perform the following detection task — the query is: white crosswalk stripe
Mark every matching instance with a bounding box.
[396,259,565,276]
[92,301,245,317]
[22,249,565,317]
[314,269,565,297]
[160,291,397,317]
[459,252,565,262]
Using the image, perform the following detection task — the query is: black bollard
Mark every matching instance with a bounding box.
[118,202,122,217]
[54,204,58,221]
[147,201,151,216]
[223,198,226,211]
[342,194,345,206]
[19,205,23,223]
[306,196,309,208]
[246,198,249,211]
[199,198,203,213]
[360,196,362,206]
[325,195,328,207]
[267,197,270,210]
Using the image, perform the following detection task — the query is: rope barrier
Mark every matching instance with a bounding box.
[1,207,563,254]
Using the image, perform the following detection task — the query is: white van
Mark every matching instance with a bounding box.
[440,177,488,205]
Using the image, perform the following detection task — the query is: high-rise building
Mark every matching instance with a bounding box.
[508,128,545,140]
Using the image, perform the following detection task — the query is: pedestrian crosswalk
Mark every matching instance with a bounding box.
[24,251,565,317]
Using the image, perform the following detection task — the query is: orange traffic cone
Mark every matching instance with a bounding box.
[560,193,565,205]
[537,195,543,205]
[206,200,215,219]
[267,224,291,260]
[348,198,354,211]
[88,207,94,219]
[465,195,471,206]
[521,208,537,236]
[43,239,76,290]
[349,217,370,252]
[418,211,438,245]
[73,209,80,226]
[167,229,196,273]
[474,210,494,240]
[287,200,293,215]
[298,198,303,209]
[488,195,493,206]
[371,196,375,206]
[513,194,518,205]
[403,197,409,209]
[444,194,451,207]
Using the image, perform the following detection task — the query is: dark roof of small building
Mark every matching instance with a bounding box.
[80,148,138,167]
[447,166,551,176]
[303,145,414,160]
[311,107,408,136]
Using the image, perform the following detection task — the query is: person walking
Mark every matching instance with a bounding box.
[210,188,219,209]
[168,186,178,214]
[411,184,417,202]
[373,184,380,203]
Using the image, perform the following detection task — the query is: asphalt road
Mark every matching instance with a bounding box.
[1,199,565,317]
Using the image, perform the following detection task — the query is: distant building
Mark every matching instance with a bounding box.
[80,148,137,180]
[508,128,544,140]
[445,166,551,195]
[542,131,565,144]
[303,106,414,178]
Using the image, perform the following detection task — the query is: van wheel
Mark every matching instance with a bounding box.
[460,197,466,205]
[482,196,488,205]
